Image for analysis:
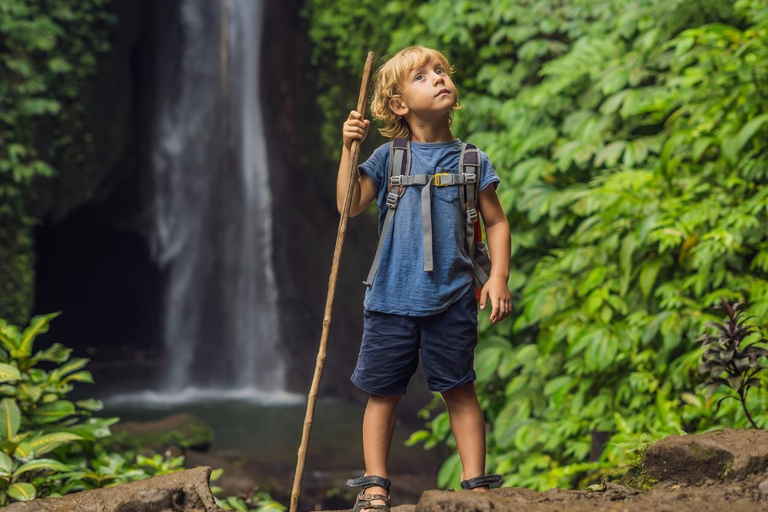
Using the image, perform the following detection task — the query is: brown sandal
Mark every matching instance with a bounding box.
[346,475,391,512]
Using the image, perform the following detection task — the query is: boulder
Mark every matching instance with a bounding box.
[5,466,222,512]
[109,413,214,452]
[643,428,768,484]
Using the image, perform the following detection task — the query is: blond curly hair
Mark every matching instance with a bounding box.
[370,46,462,139]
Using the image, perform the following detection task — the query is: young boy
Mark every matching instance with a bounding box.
[336,46,512,512]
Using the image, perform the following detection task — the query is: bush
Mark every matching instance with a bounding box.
[305,0,768,490]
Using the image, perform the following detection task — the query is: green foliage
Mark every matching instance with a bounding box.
[215,491,287,512]
[212,466,286,512]
[698,300,768,428]
[0,313,283,508]
[306,0,768,491]
[301,0,424,155]
[0,313,115,504]
[0,0,114,323]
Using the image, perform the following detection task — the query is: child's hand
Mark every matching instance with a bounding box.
[342,110,370,150]
[479,276,512,323]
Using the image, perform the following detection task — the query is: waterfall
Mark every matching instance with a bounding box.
[228,0,281,391]
[145,0,286,400]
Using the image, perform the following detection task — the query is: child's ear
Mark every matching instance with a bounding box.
[389,97,409,117]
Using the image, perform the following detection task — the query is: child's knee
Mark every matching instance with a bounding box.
[440,381,477,404]
[368,393,403,405]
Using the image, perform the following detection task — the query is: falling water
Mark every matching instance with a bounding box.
[228,0,281,391]
[146,0,285,400]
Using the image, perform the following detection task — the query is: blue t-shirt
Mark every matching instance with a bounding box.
[358,138,500,316]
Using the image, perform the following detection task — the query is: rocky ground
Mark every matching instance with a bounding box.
[7,428,768,511]
[347,428,768,512]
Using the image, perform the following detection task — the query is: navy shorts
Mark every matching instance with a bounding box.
[350,287,478,395]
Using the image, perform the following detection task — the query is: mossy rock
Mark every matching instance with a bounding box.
[108,413,214,452]
[620,464,659,491]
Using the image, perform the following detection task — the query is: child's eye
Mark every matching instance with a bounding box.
[414,74,425,81]
[436,68,445,75]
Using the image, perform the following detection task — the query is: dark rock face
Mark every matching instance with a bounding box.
[4,467,221,512]
[32,0,165,373]
[643,428,768,484]
[260,0,377,400]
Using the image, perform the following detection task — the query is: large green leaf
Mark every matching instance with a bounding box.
[29,401,75,424]
[0,320,21,353]
[721,114,768,164]
[13,458,70,479]
[0,451,13,477]
[18,384,42,402]
[62,416,119,440]
[0,363,20,383]
[639,257,664,298]
[8,482,37,501]
[17,312,61,359]
[0,398,21,441]
[53,357,89,380]
[61,370,94,385]
[13,442,34,462]
[28,432,83,456]
[75,399,104,412]
[31,343,72,364]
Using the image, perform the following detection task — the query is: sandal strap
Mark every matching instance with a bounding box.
[353,491,391,512]
[346,475,392,492]
[460,473,503,490]
[358,492,390,502]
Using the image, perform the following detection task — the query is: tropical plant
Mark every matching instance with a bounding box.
[0,312,286,508]
[0,312,115,504]
[305,0,768,491]
[212,466,286,512]
[698,299,768,428]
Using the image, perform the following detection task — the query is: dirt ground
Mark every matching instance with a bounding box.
[322,429,768,512]
[403,474,768,512]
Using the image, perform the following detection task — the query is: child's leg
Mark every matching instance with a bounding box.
[440,381,488,491]
[361,393,401,507]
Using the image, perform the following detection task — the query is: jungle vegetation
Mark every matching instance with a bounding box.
[303,0,768,490]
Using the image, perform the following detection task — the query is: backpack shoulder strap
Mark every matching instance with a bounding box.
[459,143,479,223]
[459,143,490,287]
[364,138,411,286]
[386,137,411,207]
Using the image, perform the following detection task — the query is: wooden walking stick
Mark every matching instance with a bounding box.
[289,51,375,512]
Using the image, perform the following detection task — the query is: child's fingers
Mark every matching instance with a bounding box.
[479,287,489,310]
[497,301,510,322]
[344,126,366,136]
[344,120,367,133]
[342,124,367,140]
[490,295,499,322]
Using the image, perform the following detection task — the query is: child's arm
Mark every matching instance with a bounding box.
[337,110,377,216]
[477,186,512,323]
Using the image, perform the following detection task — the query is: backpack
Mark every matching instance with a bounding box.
[363,138,492,297]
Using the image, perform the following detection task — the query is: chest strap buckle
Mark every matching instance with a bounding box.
[434,173,451,186]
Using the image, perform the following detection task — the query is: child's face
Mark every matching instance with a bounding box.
[393,56,457,121]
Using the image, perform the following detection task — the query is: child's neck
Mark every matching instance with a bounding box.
[408,119,455,143]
